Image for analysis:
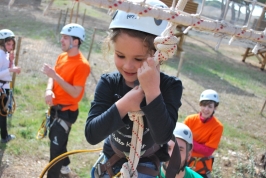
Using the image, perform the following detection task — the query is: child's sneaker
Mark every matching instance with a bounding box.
[1,134,15,143]
[61,165,71,174]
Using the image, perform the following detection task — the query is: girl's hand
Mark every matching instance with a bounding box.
[9,66,21,74]
[137,57,160,102]
[116,86,145,118]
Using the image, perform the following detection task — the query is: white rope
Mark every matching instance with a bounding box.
[81,0,266,45]
[120,111,144,178]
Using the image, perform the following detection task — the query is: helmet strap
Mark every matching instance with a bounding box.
[67,37,78,51]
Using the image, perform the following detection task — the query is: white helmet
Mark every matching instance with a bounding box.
[199,89,219,103]
[60,23,85,42]
[173,122,193,145]
[109,0,168,36]
[0,29,15,39]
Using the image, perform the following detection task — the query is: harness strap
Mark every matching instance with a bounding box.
[136,155,160,176]
[166,134,181,177]
[99,154,121,177]
[98,138,161,177]
[0,80,9,84]
[189,156,214,174]
[54,118,71,133]
[49,105,73,133]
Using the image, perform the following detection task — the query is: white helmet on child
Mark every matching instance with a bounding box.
[60,23,85,42]
[199,89,219,103]
[173,122,193,145]
[109,0,168,36]
[0,29,15,39]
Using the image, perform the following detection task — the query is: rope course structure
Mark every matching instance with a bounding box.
[39,0,266,177]
[79,0,266,52]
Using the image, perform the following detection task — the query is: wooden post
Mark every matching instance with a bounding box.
[82,9,86,26]
[242,48,250,62]
[255,6,266,31]
[11,37,22,89]
[176,51,185,77]
[8,0,15,9]
[75,1,80,23]
[63,8,69,26]
[43,0,55,16]
[56,10,63,34]
[87,28,96,61]
[260,99,266,115]
[69,5,74,23]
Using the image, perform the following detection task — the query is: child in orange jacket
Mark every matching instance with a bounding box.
[184,89,223,178]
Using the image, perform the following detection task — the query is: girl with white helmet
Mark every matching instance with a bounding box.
[159,122,203,178]
[85,0,183,177]
[0,29,21,143]
[184,89,223,178]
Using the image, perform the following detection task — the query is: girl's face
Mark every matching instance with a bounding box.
[5,40,14,52]
[113,32,149,87]
[200,102,216,119]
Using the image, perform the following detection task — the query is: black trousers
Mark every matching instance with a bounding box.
[47,108,78,178]
[0,89,9,140]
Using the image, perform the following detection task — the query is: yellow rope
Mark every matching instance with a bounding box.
[39,148,103,178]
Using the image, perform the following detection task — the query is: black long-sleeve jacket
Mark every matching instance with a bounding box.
[85,72,182,161]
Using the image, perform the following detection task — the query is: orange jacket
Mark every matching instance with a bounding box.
[184,114,223,174]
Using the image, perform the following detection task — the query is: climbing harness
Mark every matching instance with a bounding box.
[188,156,214,175]
[39,148,103,178]
[94,135,161,177]
[36,105,72,140]
[0,81,16,117]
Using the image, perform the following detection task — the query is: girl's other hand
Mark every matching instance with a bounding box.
[137,57,160,98]
[115,86,145,118]
[9,66,21,74]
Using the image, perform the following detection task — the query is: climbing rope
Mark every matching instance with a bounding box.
[39,148,103,178]
[36,107,51,140]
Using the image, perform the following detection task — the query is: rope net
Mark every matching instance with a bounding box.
[81,0,266,48]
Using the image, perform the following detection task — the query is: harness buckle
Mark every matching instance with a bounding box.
[96,163,102,176]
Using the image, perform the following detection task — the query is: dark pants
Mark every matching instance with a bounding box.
[0,89,9,140]
[47,108,78,178]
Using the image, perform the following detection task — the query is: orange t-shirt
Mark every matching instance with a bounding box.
[184,114,223,174]
[52,52,90,111]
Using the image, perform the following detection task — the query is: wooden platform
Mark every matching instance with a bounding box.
[242,8,266,70]
[242,47,266,70]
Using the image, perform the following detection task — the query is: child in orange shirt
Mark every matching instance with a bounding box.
[184,89,223,178]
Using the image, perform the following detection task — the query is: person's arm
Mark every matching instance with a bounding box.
[46,77,53,90]
[193,140,215,157]
[142,75,183,144]
[42,63,82,98]
[85,74,126,145]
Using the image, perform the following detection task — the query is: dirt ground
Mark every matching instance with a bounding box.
[0,1,266,178]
